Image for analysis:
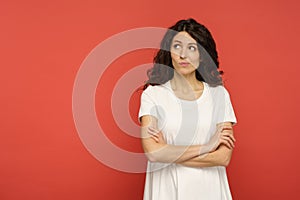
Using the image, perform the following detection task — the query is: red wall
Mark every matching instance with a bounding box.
[1,0,300,199]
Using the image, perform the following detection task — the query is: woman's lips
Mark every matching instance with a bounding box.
[178,62,190,67]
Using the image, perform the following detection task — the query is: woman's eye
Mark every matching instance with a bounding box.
[189,46,197,51]
[173,44,180,49]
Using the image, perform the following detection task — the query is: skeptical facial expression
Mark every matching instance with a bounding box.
[170,31,200,76]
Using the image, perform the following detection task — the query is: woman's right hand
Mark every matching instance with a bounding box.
[200,124,236,155]
[147,127,166,145]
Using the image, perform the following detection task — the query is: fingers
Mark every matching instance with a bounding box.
[217,125,232,131]
[215,125,232,136]
[220,138,233,149]
[221,131,236,142]
[148,127,159,135]
[221,136,235,148]
[147,127,161,143]
[151,135,159,143]
[222,127,232,131]
[220,132,235,148]
[206,125,236,151]
[220,125,235,144]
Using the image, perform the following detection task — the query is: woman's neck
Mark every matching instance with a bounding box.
[170,71,204,100]
[171,71,202,91]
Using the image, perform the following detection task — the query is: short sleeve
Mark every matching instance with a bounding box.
[138,90,158,122]
[216,87,238,126]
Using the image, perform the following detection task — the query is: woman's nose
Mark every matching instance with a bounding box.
[179,48,187,59]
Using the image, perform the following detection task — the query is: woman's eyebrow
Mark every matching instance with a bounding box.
[173,40,182,43]
[173,40,197,45]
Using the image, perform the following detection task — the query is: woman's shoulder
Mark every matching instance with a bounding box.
[206,83,230,96]
[143,82,171,95]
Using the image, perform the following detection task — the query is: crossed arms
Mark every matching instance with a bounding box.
[140,115,236,167]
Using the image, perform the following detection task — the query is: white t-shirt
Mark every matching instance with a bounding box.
[138,80,237,200]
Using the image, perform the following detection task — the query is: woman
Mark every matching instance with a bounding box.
[139,18,237,200]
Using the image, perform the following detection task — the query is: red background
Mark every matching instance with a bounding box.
[1,0,300,199]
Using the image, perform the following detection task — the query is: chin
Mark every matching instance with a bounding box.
[175,68,195,76]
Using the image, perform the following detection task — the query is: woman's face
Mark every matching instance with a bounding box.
[170,31,200,76]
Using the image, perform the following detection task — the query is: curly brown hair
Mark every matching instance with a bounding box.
[144,18,223,89]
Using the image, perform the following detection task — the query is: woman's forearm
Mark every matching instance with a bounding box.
[144,142,202,163]
[141,115,204,163]
[141,116,234,164]
[178,145,233,167]
[143,132,233,164]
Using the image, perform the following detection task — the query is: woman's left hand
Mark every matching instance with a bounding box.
[147,127,166,144]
